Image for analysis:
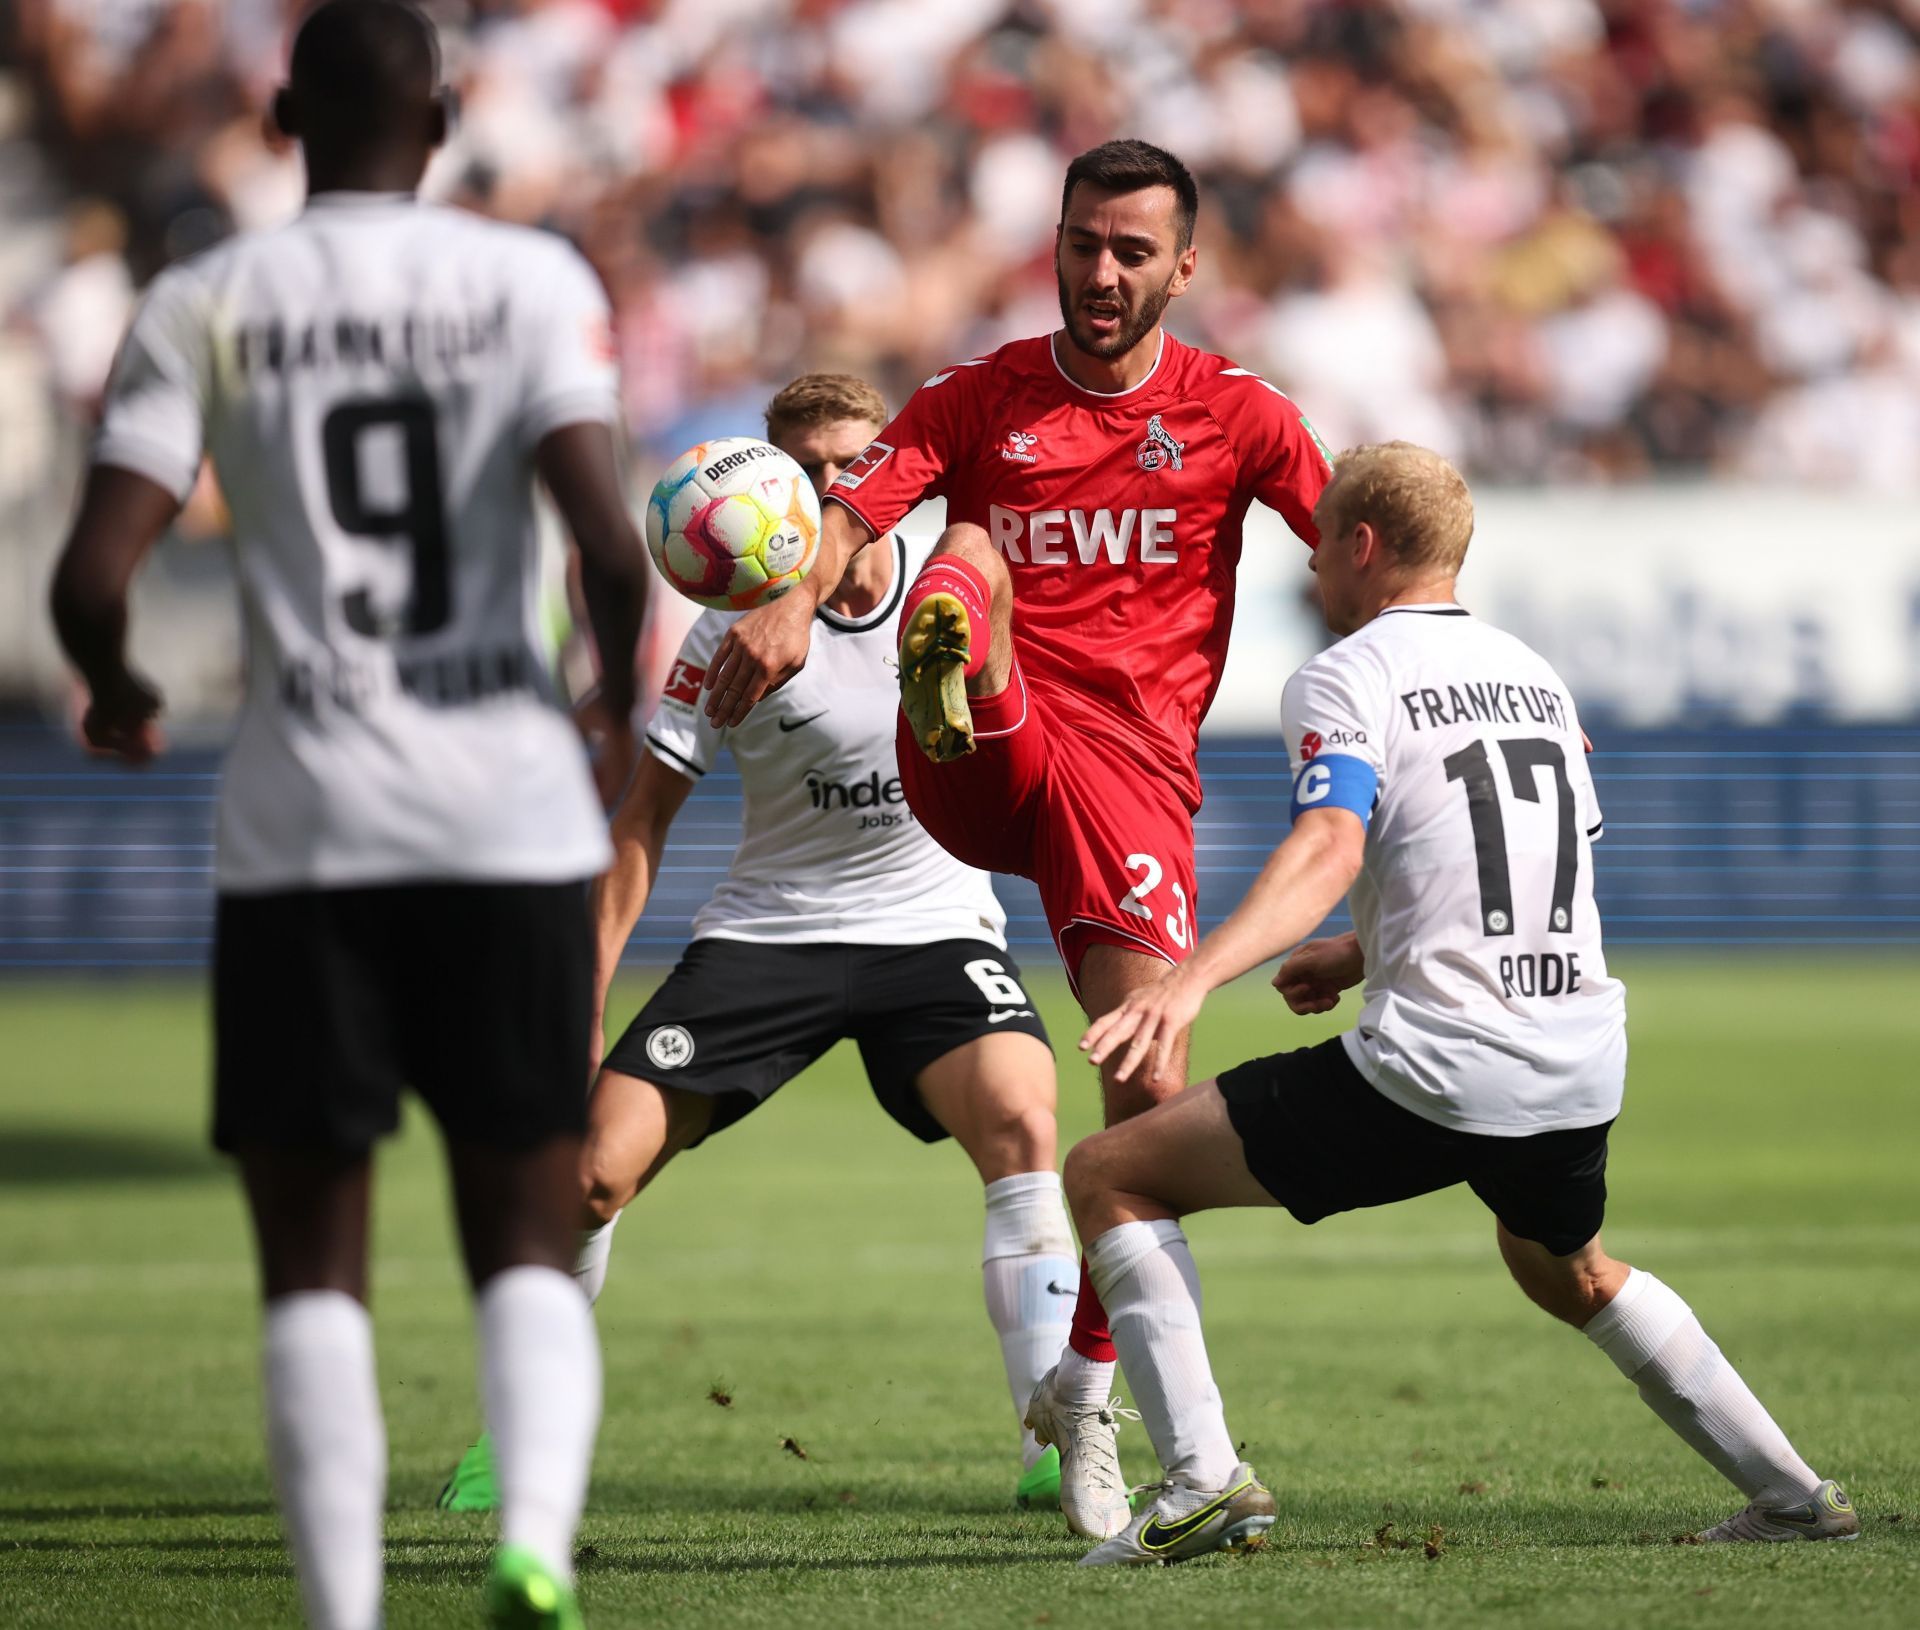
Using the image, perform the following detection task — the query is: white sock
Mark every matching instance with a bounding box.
[1087,1219,1239,1490]
[573,1215,620,1305]
[1052,1342,1118,1412]
[262,1292,385,1630]
[478,1266,602,1581]
[1583,1268,1820,1505]
[981,1171,1078,1469]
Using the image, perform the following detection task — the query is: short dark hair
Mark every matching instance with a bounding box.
[1060,140,1199,250]
[289,0,439,128]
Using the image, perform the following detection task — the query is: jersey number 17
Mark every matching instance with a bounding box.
[1443,737,1578,938]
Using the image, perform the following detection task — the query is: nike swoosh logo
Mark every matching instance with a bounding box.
[987,1009,1034,1023]
[778,712,828,733]
[1138,1484,1245,1551]
[1046,1281,1075,1297]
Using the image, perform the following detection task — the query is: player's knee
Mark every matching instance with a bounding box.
[1061,1134,1114,1224]
[934,523,1007,589]
[578,1174,624,1230]
[1497,1225,1616,1327]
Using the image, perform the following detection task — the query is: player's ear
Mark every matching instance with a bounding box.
[269,86,298,142]
[1169,241,1198,297]
[428,87,454,148]
[1351,521,1381,571]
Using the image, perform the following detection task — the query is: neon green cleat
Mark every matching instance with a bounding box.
[436,1434,498,1513]
[486,1543,583,1630]
[1015,1445,1062,1511]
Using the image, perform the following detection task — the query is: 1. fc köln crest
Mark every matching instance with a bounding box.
[1136,414,1184,472]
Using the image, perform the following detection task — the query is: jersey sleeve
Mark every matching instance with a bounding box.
[643,613,728,780]
[92,265,209,502]
[1568,701,1604,841]
[519,241,622,445]
[1280,652,1388,828]
[1213,366,1334,549]
[824,360,982,538]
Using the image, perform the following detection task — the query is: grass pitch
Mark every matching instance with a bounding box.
[2,958,1917,1629]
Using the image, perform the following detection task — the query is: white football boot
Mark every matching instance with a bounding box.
[1024,1366,1138,1539]
[1695,1479,1860,1542]
[1079,1463,1276,1567]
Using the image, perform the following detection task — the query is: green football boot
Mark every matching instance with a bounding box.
[486,1544,583,1630]
[436,1433,498,1513]
[1015,1444,1062,1511]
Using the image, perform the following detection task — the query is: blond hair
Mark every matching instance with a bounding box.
[764,373,889,443]
[1317,441,1475,574]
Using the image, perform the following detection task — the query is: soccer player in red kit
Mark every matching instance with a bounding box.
[701,139,1331,1536]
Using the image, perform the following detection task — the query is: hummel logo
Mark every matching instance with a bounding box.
[1000,429,1039,465]
[987,1008,1035,1023]
[778,712,828,733]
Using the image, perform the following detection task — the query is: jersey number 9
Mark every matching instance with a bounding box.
[322,397,451,638]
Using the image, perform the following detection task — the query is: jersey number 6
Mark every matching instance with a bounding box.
[322,397,452,638]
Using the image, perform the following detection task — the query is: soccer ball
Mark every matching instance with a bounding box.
[644,438,821,611]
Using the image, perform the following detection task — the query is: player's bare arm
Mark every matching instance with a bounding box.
[702,499,872,727]
[538,421,651,806]
[587,752,693,1073]
[1273,931,1365,1014]
[48,464,180,763]
[1082,807,1366,1085]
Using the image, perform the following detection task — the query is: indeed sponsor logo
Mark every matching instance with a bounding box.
[806,771,905,810]
[988,504,1178,565]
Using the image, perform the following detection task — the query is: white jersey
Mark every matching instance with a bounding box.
[646,536,1008,948]
[93,194,617,892]
[1280,605,1627,1135]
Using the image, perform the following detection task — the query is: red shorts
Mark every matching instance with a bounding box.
[896,661,1198,989]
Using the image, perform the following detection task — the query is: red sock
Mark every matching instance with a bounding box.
[1067,1255,1117,1363]
[899,557,992,678]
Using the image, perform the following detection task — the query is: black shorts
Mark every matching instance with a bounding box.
[600,937,1051,1145]
[1217,1037,1612,1257]
[213,880,593,1155]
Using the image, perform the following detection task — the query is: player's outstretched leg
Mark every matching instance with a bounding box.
[1056,1085,1280,1564]
[897,523,1013,762]
[1497,1225,1858,1542]
[240,1149,387,1630]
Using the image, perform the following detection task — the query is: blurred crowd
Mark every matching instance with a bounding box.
[9,0,1920,488]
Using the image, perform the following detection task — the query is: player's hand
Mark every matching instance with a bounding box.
[1080,967,1207,1087]
[574,692,637,810]
[1273,933,1365,1015]
[703,591,814,727]
[79,670,164,764]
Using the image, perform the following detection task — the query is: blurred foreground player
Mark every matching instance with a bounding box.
[47,3,649,1624]
[438,374,1075,1515]
[1069,444,1856,1564]
[697,139,1333,1538]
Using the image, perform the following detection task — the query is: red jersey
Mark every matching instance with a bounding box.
[827,332,1331,810]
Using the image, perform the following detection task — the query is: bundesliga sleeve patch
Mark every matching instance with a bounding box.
[661,660,704,707]
[1291,752,1379,826]
[830,441,893,490]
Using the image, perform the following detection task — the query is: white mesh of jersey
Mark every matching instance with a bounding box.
[646,536,1008,948]
[1281,605,1627,1135]
[93,195,616,891]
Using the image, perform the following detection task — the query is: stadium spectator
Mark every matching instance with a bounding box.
[5,0,1918,489]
